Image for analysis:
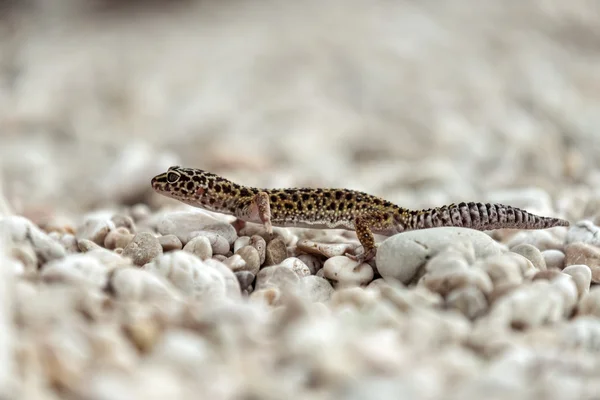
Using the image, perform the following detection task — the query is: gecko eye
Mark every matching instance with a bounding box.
[167,172,180,183]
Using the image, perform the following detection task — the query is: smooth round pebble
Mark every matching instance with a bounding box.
[129,203,151,221]
[264,237,288,266]
[155,211,237,245]
[377,227,506,284]
[560,316,600,351]
[277,257,311,278]
[109,267,182,303]
[297,253,322,274]
[122,232,163,266]
[488,280,566,329]
[10,244,38,274]
[158,234,183,252]
[78,239,103,252]
[255,265,299,291]
[223,254,246,271]
[182,236,213,260]
[322,256,374,289]
[565,242,600,282]
[542,249,565,270]
[476,252,534,286]
[446,286,488,320]
[421,260,493,297]
[562,264,591,298]
[189,231,230,255]
[59,234,79,253]
[301,275,334,303]
[579,287,600,318]
[104,227,134,250]
[233,236,251,253]
[0,216,66,262]
[505,230,563,251]
[234,245,261,275]
[144,251,240,300]
[41,254,110,288]
[510,243,546,271]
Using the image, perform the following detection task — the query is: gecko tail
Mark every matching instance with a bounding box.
[407,202,569,231]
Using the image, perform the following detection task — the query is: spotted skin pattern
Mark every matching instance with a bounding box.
[151,166,570,262]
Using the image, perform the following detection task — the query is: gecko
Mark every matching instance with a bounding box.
[151,166,570,263]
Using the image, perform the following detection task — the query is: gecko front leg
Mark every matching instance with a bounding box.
[235,191,273,234]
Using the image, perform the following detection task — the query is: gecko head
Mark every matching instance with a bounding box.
[150,166,218,204]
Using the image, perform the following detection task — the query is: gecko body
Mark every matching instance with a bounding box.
[151,166,570,262]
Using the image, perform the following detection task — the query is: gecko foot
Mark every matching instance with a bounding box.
[344,247,377,263]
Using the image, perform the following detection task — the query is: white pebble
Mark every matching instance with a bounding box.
[301,276,334,303]
[566,220,600,246]
[155,210,237,245]
[322,256,374,289]
[189,231,230,255]
[542,249,566,270]
[278,257,312,278]
[41,253,111,288]
[144,251,240,301]
[0,216,66,262]
[255,265,300,292]
[562,264,591,298]
[110,267,182,304]
[377,227,505,284]
[233,236,251,253]
[182,236,213,260]
[297,253,322,274]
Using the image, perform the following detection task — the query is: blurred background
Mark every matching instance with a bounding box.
[0,0,599,221]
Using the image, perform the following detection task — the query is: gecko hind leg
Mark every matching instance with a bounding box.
[344,211,391,263]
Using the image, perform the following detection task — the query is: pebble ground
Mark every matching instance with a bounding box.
[1,1,600,399]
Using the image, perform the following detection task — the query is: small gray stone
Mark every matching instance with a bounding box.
[235,245,261,275]
[376,227,506,284]
[255,265,299,291]
[122,232,163,266]
[510,243,546,271]
[264,237,288,266]
[235,271,255,290]
[158,234,183,252]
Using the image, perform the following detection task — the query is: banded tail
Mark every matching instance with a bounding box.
[405,202,569,231]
